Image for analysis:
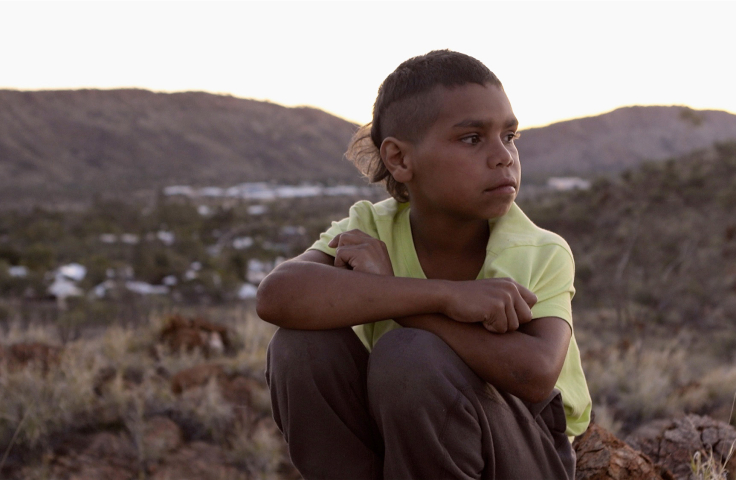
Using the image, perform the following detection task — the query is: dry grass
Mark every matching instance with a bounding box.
[3,303,736,477]
[575,308,736,435]
[691,442,735,480]
[0,307,283,478]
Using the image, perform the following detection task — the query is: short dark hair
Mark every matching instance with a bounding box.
[346,50,502,202]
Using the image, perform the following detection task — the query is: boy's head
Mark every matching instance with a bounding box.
[346,50,503,203]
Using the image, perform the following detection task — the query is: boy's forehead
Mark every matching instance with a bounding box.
[432,83,515,126]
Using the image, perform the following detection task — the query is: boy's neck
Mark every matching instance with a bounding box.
[409,208,490,281]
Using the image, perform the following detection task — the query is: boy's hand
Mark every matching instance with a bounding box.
[442,278,537,333]
[328,230,394,276]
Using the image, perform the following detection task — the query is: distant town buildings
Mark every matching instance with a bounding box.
[547,177,592,191]
[163,182,373,201]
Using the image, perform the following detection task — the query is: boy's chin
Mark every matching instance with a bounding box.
[485,199,515,219]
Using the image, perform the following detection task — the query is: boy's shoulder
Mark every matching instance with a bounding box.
[345,198,571,255]
[488,203,572,257]
[348,197,408,221]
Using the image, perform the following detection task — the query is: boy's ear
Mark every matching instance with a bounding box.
[380,137,413,183]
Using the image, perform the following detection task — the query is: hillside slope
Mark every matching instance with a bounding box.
[2,89,736,206]
[0,89,360,206]
[521,142,736,328]
[517,106,736,183]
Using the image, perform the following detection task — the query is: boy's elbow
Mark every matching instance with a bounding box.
[520,381,557,405]
[509,363,560,404]
[255,274,281,324]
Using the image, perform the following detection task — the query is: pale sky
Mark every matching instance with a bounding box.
[2,1,735,129]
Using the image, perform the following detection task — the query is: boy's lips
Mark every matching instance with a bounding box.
[484,179,517,194]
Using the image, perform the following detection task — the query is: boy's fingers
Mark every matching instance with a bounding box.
[484,312,507,333]
[334,244,372,269]
[514,295,533,324]
[329,230,374,248]
[505,301,520,332]
[516,284,538,308]
[333,245,358,269]
[328,234,342,248]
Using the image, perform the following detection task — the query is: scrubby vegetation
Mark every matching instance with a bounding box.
[0,308,295,479]
[523,142,736,329]
[2,142,736,477]
[519,142,736,435]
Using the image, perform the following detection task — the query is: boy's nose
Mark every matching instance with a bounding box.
[487,141,514,168]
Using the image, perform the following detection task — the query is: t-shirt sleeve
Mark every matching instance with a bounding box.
[491,242,576,327]
[528,244,576,326]
[308,201,380,257]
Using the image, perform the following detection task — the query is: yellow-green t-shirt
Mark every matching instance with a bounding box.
[309,198,592,438]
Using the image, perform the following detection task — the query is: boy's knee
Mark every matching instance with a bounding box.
[267,327,305,370]
[368,328,457,403]
[267,327,368,383]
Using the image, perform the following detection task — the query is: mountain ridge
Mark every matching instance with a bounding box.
[2,89,736,207]
[516,105,736,182]
[0,89,360,207]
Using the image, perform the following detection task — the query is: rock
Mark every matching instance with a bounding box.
[170,363,226,394]
[19,429,250,480]
[142,416,183,457]
[159,315,232,357]
[627,414,736,480]
[220,375,260,406]
[574,423,673,479]
[191,318,231,348]
[0,342,62,374]
[85,431,138,464]
[39,431,139,480]
[93,365,146,396]
[170,363,263,414]
[150,441,248,480]
[67,463,135,480]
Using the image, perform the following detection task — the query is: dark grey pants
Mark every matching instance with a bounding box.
[266,327,575,480]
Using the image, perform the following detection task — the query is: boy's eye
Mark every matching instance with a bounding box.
[460,134,481,145]
[504,132,521,144]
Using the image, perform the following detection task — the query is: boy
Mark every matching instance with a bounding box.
[257,50,591,479]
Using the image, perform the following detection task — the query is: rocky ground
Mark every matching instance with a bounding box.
[1,314,735,479]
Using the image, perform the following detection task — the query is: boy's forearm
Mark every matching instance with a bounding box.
[395,314,570,404]
[256,260,448,329]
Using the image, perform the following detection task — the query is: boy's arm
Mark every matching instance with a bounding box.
[256,230,570,403]
[394,313,570,404]
[256,250,445,329]
[256,248,532,332]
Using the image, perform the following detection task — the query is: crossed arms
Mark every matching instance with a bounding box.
[256,230,572,404]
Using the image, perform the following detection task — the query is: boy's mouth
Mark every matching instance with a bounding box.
[484,179,517,194]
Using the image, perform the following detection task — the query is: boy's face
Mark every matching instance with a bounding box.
[406,83,520,221]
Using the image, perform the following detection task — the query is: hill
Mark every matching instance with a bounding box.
[0,89,360,207]
[519,141,736,435]
[2,89,736,206]
[517,105,736,183]
[521,141,736,330]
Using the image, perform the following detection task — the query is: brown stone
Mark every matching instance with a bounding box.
[574,423,672,479]
[170,363,226,394]
[627,414,736,480]
[151,441,248,480]
[84,431,137,464]
[159,315,232,357]
[220,375,260,406]
[18,429,254,480]
[92,365,146,396]
[142,416,183,457]
[68,463,134,480]
[0,342,62,374]
[41,431,139,480]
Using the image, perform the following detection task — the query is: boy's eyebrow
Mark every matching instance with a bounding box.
[453,117,519,129]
